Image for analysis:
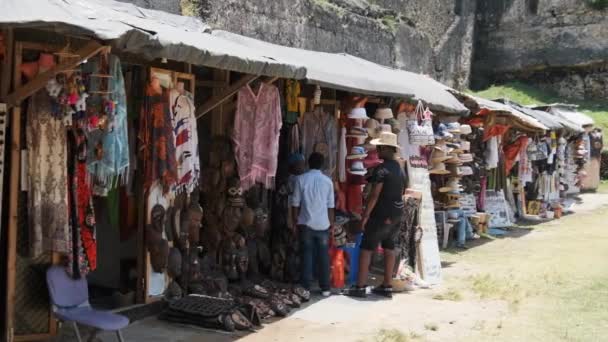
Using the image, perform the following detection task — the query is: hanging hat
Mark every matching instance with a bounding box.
[434,123,453,140]
[366,119,380,138]
[446,122,461,133]
[387,118,401,134]
[346,145,368,160]
[459,124,472,135]
[363,149,383,169]
[460,166,474,176]
[431,147,452,163]
[429,162,451,175]
[460,141,471,151]
[459,153,474,163]
[375,108,394,120]
[346,127,368,138]
[448,178,464,191]
[446,200,461,209]
[446,142,464,154]
[348,107,368,120]
[445,154,463,164]
[370,131,401,150]
[448,164,464,177]
[378,124,392,133]
[348,161,367,175]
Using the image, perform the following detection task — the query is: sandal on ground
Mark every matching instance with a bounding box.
[372,285,393,298]
[343,285,367,298]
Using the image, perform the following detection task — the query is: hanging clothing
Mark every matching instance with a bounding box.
[67,129,97,278]
[301,107,338,177]
[519,139,533,184]
[504,136,528,174]
[83,55,130,195]
[139,84,177,194]
[284,80,300,124]
[27,90,71,257]
[233,83,282,190]
[338,127,347,183]
[399,196,421,270]
[170,88,200,194]
[289,123,301,154]
[485,136,499,170]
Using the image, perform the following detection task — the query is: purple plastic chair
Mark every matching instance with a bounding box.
[46,266,129,342]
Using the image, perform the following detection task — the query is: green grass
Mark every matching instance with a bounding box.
[432,288,463,301]
[471,82,608,132]
[372,329,421,342]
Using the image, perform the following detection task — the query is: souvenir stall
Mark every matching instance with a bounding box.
[533,104,600,193]
[449,93,549,233]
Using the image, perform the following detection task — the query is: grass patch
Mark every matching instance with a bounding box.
[470,81,608,133]
[432,288,463,301]
[469,274,527,311]
[373,329,421,342]
[424,323,439,331]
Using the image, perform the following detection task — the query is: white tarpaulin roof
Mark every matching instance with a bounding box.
[0,0,468,114]
[213,30,468,114]
[495,99,583,133]
[0,0,307,78]
[533,104,595,129]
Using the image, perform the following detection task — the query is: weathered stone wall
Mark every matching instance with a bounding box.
[473,0,608,99]
[119,0,477,89]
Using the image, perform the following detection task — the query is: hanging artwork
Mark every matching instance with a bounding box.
[485,190,513,228]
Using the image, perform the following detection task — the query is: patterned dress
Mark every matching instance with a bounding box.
[27,90,70,257]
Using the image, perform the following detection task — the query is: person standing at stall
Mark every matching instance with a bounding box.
[346,132,405,298]
[291,152,335,296]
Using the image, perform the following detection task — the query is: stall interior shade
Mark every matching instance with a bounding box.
[14,190,52,335]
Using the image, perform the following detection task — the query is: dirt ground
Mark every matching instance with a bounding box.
[62,188,608,342]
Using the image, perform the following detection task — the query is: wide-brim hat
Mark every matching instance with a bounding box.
[429,163,451,175]
[348,107,368,120]
[348,161,368,175]
[460,124,472,135]
[375,108,394,120]
[460,141,471,151]
[445,155,463,164]
[446,122,461,133]
[363,149,383,169]
[446,201,461,208]
[346,127,369,138]
[370,131,401,150]
[459,153,474,163]
[347,145,368,160]
[366,119,380,138]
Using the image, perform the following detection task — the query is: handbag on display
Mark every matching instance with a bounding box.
[407,101,435,146]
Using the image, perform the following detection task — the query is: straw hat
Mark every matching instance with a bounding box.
[346,127,368,138]
[460,141,471,152]
[375,108,394,120]
[370,131,401,150]
[366,119,380,138]
[429,162,451,175]
[431,148,452,163]
[459,153,474,163]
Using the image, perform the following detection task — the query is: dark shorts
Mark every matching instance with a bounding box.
[360,216,402,251]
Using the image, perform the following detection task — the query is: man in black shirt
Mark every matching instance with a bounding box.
[347,131,406,298]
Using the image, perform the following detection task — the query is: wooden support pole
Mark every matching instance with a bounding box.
[196,74,259,120]
[4,41,105,107]
[0,28,14,100]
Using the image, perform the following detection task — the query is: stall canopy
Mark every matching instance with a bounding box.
[212,30,469,115]
[533,104,595,129]
[495,99,583,133]
[450,91,547,132]
[0,0,307,79]
[0,0,468,115]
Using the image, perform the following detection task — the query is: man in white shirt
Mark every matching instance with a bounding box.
[291,152,335,296]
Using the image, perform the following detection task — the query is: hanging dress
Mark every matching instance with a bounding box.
[27,90,71,257]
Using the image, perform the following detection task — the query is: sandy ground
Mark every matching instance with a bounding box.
[55,191,608,342]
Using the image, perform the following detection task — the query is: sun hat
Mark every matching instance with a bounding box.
[346,127,368,138]
[375,108,394,120]
[370,131,401,150]
[460,141,471,151]
[446,142,464,153]
[348,107,368,120]
[366,119,380,138]
[445,154,463,164]
[459,124,472,135]
[448,164,464,177]
[348,160,367,175]
[434,123,453,140]
[431,148,452,163]
[460,166,474,176]
[363,149,383,169]
[446,122,461,134]
[459,153,474,163]
[346,145,368,160]
[429,162,451,175]
[378,124,392,133]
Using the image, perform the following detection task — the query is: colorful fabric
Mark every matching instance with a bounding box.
[170,89,200,194]
[67,130,97,278]
[27,90,71,257]
[139,84,177,194]
[301,107,338,177]
[338,127,347,182]
[233,84,282,190]
[285,80,301,113]
[83,55,130,195]
[504,136,528,174]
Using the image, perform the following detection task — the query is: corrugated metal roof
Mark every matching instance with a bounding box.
[533,104,595,128]
[495,99,583,132]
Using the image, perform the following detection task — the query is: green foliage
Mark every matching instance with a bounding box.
[587,0,608,10]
